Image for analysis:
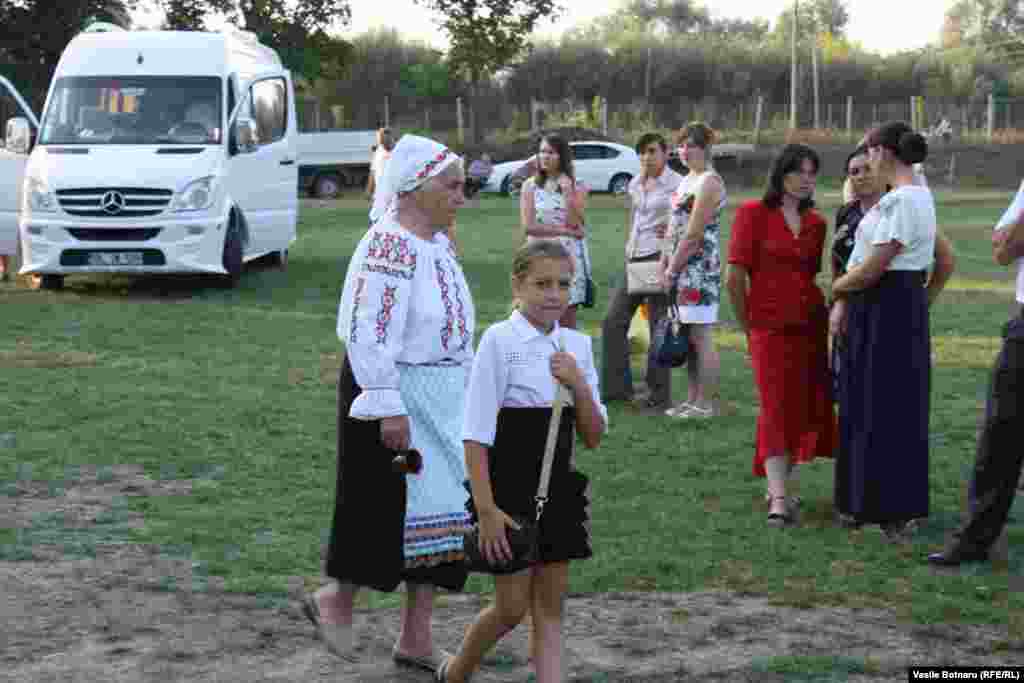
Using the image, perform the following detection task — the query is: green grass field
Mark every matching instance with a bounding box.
[1,188,1021,638]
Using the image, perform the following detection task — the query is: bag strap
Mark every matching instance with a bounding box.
[536,336,570,521]
[667,284,682,321]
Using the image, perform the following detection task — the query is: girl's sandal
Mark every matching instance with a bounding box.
[664,402,694,417]
[670,404,713,420]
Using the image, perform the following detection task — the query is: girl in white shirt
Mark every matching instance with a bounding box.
[832,121,945,538]
[438,241,608,683]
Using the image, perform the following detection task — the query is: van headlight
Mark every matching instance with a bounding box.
[171,176,217,212]
[26,177,57,213]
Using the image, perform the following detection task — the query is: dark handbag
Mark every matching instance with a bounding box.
[580,234,596,308]
[651,287,690,368]
[462,514,539,574]
[462,340,568,573]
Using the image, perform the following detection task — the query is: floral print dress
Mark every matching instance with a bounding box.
[529,181,592,306]
[667,171,726,323]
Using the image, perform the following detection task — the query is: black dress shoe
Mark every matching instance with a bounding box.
[926,549,989,567]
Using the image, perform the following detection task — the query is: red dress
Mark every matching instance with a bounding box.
[728,200,837,477]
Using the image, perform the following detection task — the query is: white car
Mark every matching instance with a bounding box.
[481,140,641,196]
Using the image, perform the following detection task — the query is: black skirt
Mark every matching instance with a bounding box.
[464,407,592,575]
[324,354,468,593]
[836,270,930,524]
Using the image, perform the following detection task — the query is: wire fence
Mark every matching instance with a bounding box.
[295,93,1024,147]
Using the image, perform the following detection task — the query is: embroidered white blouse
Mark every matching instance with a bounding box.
[462,311,608,447]
[336,216,476,420]
[847,186,935,272]
[994,179,1024,304]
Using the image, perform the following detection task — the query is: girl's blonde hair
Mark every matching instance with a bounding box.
[509,240,574,311]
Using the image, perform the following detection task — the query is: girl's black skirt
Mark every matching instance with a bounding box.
[464,406,592,575]
[324,354,468,593]
[836,270,931,524]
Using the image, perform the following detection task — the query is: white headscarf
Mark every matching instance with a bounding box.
[369,134,461,224]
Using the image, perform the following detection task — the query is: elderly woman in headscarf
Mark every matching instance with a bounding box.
[303,135,474,673]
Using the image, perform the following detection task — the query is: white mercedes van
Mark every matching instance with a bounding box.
[0,24,298,289]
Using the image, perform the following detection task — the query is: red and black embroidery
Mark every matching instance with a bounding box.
[415,149,451,182]
[376,284,398,345]
[435,259,455,351]
[349,276,366,343]
[449,261,470,352]
[366,231,417,280]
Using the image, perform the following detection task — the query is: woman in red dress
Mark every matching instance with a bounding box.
[725,144,837,527]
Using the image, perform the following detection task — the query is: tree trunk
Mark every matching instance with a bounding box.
[470,75,481,145]
[812,39,820,130]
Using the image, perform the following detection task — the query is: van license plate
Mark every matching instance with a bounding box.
[87,252,144,266]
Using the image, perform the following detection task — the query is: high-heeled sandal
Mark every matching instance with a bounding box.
[766,495,794,527]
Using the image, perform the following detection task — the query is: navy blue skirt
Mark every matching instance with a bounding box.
[836,271,930,524]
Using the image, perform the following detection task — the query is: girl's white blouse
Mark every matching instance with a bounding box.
[462,311,608,447]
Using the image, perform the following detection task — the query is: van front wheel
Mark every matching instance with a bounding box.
[267,248,288,270]
[40,274,64,290]
[218,222,243,288]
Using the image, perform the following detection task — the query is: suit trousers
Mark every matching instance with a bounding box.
[601,264,671,405]
[949,311,1024,556]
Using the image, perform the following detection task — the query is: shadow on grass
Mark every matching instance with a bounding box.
[6,255,291,303]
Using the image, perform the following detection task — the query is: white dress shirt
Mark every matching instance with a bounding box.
[994,179,1024,304]
[336,216,475,419]
[462,311,608,447]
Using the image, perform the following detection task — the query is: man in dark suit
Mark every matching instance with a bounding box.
[927,182,1024,566]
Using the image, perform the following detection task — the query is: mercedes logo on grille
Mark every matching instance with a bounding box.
[101,191,126,215]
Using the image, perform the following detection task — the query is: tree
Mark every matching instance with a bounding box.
[624,0,710,34]
[151,0,353,83]
[772,0,850,45]
[0,0,134,110]
[158,0,228,29]
[399,60,451,129]
[414,0,563,142]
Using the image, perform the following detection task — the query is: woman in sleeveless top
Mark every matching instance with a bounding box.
[660,123,725,419]
[520,134,591,330]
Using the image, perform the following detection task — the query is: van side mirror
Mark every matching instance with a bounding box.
[234,117,258,154]
[5,117,32,155]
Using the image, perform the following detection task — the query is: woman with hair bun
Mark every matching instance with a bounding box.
[831,121,940,539]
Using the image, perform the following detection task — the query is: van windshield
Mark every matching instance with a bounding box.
[39,76,222,145]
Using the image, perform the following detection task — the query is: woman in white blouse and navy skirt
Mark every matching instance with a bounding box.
[832,122,939,538]
[306,135,474,671]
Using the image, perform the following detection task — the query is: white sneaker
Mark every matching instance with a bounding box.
[670,404,713,419]
[664,402,694,417]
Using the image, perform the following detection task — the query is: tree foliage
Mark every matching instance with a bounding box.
[0,0,134,110]
[414,0,561,84]
[152,0,353,83]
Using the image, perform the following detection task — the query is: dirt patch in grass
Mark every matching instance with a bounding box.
[1,467,1020,682]
[0,348,99,369]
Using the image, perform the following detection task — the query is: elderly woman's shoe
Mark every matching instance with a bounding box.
[302,593,357,661]
[435,654,452,682]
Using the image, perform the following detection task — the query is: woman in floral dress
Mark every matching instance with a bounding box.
[659,123,726,418]
[520,134,591,329]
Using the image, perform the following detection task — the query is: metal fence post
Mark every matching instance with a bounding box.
[987,93,995,142]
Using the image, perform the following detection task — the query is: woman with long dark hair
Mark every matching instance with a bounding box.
[520,134,591,329]
[832,121,938,539]
[726,144,837,527]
